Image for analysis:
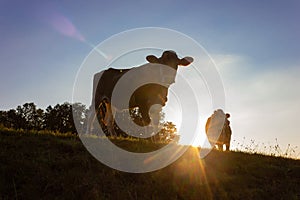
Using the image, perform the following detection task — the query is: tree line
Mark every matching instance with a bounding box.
[0,102,179,143]
[0,102,86,133]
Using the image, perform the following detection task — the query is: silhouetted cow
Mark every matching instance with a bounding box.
[86,50,193,137]
[205,109,232,151]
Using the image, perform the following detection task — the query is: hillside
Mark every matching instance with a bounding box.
[1,129,299,200]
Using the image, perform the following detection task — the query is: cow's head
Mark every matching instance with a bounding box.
[131,51,193,127]
[146,50,193,70]
[146,51,193,85]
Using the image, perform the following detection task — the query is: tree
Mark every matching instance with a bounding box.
[34,108,44,130]
[153,121,180,143]
[0,111,8,127]
[44,105,57,131]
[0,109,16,129]
[43,102,87,134]
[8,109,26,129]
[0,102,86,134]
[72,103,87,134]
[17,103,46,130]
[44,103,72,133]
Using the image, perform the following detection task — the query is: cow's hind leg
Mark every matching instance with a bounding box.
[103,102,117,137]
[95,101,108,136]
[217,144,223,151]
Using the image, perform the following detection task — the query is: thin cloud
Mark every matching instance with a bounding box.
[215,54,300,148]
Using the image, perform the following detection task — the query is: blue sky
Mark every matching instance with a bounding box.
[1,1,299,150]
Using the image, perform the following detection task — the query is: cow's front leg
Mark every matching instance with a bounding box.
[140,107,151,127]
[139,106,155,140]
[149,104,162,132]
[225,141,231,151]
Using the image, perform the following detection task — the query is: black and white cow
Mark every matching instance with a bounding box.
[86,50,193,137]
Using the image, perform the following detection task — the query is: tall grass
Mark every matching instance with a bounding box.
[232,137,299,160]
[1,125,299,159]
[0,124,76,138]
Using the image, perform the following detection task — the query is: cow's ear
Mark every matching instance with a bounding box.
[146,55,159,63]
[179,56,193,66]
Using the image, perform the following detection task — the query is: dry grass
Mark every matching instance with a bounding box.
[232,137,299,160]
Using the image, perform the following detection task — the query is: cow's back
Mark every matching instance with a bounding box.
[93,68,131,108]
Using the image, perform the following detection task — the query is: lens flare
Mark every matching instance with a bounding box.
[49,12,85,42]
[48,12,112,61]
[84,41,112,61]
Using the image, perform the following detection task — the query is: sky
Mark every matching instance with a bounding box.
[0,0,299,152]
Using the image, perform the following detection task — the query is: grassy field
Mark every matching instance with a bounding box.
[1,129,300,200]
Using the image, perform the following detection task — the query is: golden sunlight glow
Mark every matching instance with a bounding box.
[163,104,212,148]
[173,147,213,198]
